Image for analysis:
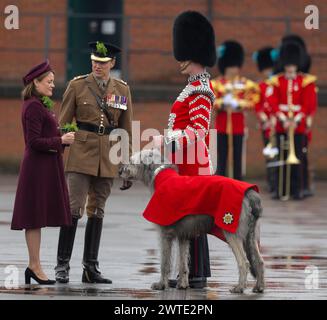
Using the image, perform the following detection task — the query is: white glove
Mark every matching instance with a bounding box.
[223,93,239,110]
[223,93,233,106]
[294,113,304,124]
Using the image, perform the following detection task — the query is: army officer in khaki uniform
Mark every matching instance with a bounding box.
[55,41,133,284]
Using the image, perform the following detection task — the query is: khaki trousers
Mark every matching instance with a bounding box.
[66,172,113,219]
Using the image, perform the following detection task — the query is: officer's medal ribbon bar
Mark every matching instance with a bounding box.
[106,94,127,110]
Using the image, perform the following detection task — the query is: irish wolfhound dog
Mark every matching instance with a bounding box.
[119,149,265,293]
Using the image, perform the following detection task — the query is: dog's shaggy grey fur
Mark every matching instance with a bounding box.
[119,149,265,293]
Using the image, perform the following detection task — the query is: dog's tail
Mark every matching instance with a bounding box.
[247,188,263,219]
[244,189,263,278]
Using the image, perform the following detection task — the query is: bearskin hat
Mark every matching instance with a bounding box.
[282,34,307,51]
[253,47,276,72]
[281,34,311,73]
[217,40,244,74]
[173,11,216,67]
[279,41,304,69]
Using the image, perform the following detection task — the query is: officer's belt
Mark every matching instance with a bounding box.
[77,121,116,136]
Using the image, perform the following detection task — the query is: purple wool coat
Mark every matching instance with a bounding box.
[11,97,72,230]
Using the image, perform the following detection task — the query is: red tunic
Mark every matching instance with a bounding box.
[164,72,215,176]
[143,169,258,240]
[269,73,317,135]
[211,76,260,135]
[255,80,274,139]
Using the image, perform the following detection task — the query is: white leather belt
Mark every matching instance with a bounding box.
[279,104,301,112]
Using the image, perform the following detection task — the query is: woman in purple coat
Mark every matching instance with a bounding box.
[11,60,75,284]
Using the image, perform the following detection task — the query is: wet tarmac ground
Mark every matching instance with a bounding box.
[0,175,326,300]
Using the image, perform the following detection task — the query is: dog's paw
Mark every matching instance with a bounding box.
[176,279,189,290]
[151,282,167,290]
[230,285,244,294]
[253,284,265,293]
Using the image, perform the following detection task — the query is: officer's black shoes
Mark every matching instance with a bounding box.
[82,264,112,284]
[55,264,70,283]
[168,276,207,289]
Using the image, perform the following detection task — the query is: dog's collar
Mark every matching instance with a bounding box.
[150,164,177,192]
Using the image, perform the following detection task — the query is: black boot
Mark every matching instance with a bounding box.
[82,216,112,284]
[55,217,78,283]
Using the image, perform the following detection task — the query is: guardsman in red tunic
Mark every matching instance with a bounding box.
[269,42,317,200]
[253,47,278,192]
[154,11,216,288]
[211,41,260,180]
[279,34,317,197]
[164,72,215,177]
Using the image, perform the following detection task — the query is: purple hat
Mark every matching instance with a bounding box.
[22,60,53,86]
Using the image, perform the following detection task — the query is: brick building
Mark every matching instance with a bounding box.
[0,0,326,178]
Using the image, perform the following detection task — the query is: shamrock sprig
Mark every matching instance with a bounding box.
[96,41,108,56]
[61,122,79,133]
[41,96,54,111]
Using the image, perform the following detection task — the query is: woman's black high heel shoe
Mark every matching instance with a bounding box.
[25,267,56,285]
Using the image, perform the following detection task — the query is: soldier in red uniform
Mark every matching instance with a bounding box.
[269,42,317,200]
[253,47,278,192]
[154,11,216,288]
[279,35,317,197]
[211,41,259,180]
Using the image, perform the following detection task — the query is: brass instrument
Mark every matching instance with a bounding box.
[286,79,300,166]
[278,135,285,199]
[226,103,234,178]
[278,79,300,200]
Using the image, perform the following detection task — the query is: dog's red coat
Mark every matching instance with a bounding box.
[143,169,258,239]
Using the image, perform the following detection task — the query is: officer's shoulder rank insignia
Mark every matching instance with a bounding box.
[72,74,89,81]
[115,78,128,86]
[223,212,234,225]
